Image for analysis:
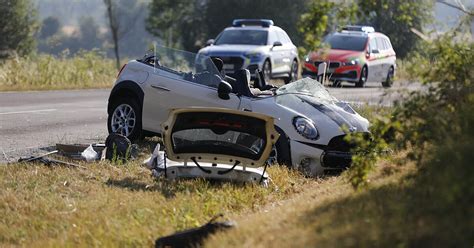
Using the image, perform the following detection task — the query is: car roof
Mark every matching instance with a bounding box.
[223,25,282,32]
[332,31,389,39]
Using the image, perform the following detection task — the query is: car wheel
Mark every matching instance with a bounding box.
[355,66,367,88]
[284,60,298,84]
[382,66,394,88]
[263,60,271,83]
[274,126,292,167]
[107,97,143,141]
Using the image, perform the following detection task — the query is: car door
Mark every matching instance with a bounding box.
[366,36,383,82]
[376,37,390,80]
[142,69,241,133]
[268,30,284,74]
[276,30,293,73]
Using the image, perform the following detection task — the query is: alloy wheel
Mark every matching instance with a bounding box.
[111,104,136,137]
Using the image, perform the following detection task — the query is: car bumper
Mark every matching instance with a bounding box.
[290,140,352,176]
[303,62,361,82]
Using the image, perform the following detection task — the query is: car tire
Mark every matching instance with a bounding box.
[284,60,298,84]
[274,126,292,167]
[355,66,367,88]
[263,60,271,83]
[382,66,394,88]
[107,96,143,141]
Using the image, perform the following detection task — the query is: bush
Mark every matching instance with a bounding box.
[347,32,473,188]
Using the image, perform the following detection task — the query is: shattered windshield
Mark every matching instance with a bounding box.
[148,45,224,88]
[276,77,336,102]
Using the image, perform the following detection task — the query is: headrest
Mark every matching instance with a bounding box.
[235,69,251,86]
[211,57,224,72]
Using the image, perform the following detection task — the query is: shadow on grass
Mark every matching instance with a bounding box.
[106,176,235,199]
[298,172,473,247]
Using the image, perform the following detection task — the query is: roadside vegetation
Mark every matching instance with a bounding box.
[208,29,474,247]
[0,51,116,91]
[0,158,310,247]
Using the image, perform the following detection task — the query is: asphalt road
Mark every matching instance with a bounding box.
[0,81,418,163]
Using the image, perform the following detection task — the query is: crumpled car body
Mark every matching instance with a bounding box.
[150,108,279,185]
[108,46,369,177]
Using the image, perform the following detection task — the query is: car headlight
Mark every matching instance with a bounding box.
[342,59,360,66]
[293,117,319,140]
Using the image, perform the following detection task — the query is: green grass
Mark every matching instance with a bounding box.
[0,51,117,91]
[0,160,310,247]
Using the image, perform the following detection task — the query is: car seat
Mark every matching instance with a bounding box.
[232,69,254,97]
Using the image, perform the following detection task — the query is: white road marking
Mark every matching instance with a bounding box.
[0,109,57,115]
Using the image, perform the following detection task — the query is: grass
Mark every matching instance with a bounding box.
[0,51,117,91]
[0,158,311,247]
[207,155,473,247]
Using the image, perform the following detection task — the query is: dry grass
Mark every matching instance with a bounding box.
[0,159,311,247]
[206,161,419,247]
[0,51,117,92]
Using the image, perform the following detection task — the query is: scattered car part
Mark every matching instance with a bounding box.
[56,143,105,160]
[105,133,138,162]
[155,214,235,248]
[81,144,98,162]
[18,150,84,169]
[148,108,279,185]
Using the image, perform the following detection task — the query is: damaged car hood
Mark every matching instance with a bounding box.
[161,108,279,168]
[275,78,369,134]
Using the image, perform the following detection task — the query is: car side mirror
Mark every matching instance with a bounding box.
[273,41,282,47]
[217,81,232,100]
[206,39,215,46]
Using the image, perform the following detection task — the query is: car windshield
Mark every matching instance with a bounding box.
[275,77,336,102]
[214,29,268,45]
[148,45,223,87]
[324,34,368,51]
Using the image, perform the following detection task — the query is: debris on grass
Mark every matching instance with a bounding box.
[155,214,235,248]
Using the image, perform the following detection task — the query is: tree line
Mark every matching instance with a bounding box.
[0,0,442,64]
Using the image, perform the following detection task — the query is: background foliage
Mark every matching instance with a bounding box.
[0,0,38,59]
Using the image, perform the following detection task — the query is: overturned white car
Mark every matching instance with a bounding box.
[107,46,370,176]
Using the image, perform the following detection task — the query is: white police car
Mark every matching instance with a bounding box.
[199,19,299,84]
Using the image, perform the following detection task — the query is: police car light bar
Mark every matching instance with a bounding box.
[232,19,274,27]
[342,25,375,33]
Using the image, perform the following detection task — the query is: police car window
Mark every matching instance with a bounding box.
[369,38,378,52]
[278,30,291,44]
[384,38,391,50]
[214,29,268,45]
[282,31,292,44]
[268,30,278,45]
[376,37,386,50]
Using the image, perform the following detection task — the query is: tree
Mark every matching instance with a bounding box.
[146,0,206,51]
[357,0,433,58]
[146,0,307,51]
[78,16,104,51]
[204,0,307,47]
[297,0,357,54]
[0,0,38,59]
[39,16,60,39]
[103,0,142,69]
